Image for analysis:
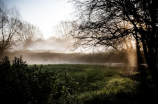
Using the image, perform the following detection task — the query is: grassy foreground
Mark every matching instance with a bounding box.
[0,57,158,104]
[40,64,158,104]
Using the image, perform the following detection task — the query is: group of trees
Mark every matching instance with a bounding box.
[0,1,43,57]
[70,0,158,91]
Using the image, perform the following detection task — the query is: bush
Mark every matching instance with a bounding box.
[0,56,58,104]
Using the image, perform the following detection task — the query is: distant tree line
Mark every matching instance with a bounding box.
[3,50,146,66]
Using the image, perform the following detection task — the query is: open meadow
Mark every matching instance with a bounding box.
[38,64,158,104]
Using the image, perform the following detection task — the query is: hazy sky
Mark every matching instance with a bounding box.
[3,0,74,39]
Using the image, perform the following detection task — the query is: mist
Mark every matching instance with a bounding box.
[3,49,143,67]
[1,36,146,67]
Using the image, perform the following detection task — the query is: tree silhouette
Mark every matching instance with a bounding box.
[0,2,22,56]
[72,0,158,91]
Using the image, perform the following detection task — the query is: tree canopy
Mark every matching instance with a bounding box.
[72,0,158,91]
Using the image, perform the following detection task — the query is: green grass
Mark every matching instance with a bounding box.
[40,64,122,82]
[37,64,158,104]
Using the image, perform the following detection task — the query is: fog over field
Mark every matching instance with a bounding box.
[0,0,139,67]
[2,1,158,104]
[0,0,149,67]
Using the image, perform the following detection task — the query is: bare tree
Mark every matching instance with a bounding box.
[53,21,75,38]
[72,0,158,90]
[21,21,43,49]
[0,2,22,56]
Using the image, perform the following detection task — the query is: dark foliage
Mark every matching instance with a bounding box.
[0,56,58,104]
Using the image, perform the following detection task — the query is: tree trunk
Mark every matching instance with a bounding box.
[142,42,158,92]
[147,0,158,91]
[148,42,158,92]
[136,37,142,68]
[0,47,5,60]
[147,56,158,91]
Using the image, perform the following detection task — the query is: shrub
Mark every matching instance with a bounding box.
[0,56,58,104]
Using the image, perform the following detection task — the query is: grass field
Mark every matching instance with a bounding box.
[37,64,158,104]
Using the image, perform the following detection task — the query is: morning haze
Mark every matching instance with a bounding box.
[0,0,158,104]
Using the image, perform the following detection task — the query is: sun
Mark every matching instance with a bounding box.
[119,20,134,29]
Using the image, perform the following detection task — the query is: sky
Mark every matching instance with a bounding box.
[3,0,74,39]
